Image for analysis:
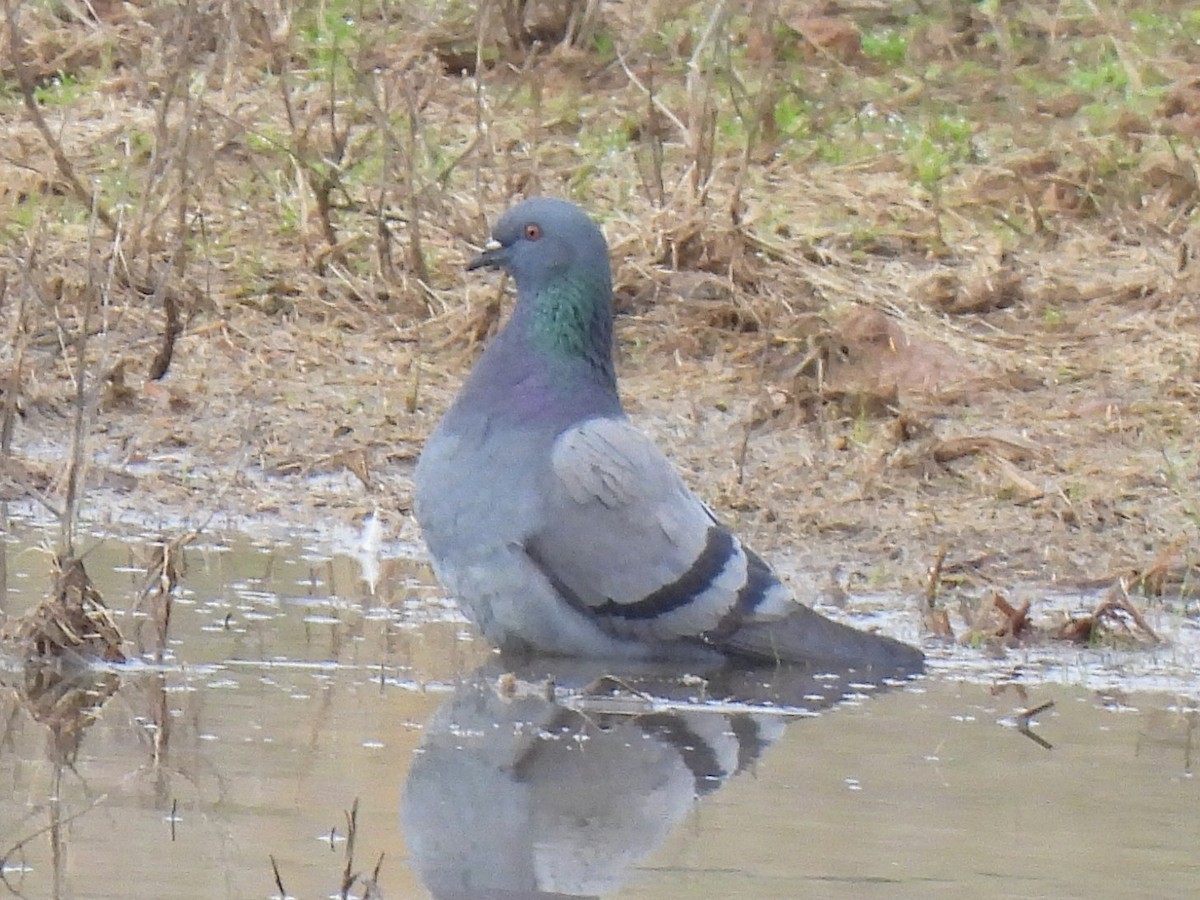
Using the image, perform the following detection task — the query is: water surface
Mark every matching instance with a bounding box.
[1,518,1198,899]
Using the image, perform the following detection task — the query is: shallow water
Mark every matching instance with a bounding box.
[1,518,1199,899]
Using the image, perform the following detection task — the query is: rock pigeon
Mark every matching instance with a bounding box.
[414,197,923,672]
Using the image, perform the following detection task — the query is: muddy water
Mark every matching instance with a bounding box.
[1,518,1199,899]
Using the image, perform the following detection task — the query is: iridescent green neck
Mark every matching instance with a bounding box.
[528,271,616,386]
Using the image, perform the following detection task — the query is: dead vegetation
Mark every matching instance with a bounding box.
[0,0,1197,653]
[270,798,386,900]
[0,553,122,769]
[0,555,123,663]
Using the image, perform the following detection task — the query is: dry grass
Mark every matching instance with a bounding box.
[0,0,1198,643]
[0,554,122,766]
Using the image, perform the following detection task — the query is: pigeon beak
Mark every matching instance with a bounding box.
[467,239,508,271]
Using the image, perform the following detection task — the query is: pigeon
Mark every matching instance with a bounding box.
[413,198,923,672]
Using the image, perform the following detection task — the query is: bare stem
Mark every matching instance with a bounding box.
[5,0,117,234]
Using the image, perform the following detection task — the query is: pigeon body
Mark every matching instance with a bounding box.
[414,198,923,671]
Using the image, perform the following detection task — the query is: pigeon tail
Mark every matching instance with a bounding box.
[717,604,924,675]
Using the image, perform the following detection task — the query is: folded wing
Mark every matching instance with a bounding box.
[524,417,794,646]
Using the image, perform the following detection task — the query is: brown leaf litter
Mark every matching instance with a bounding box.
[921,544,1171,650]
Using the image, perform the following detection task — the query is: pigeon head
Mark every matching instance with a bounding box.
[469,198,617,387]
[469,197,612,290]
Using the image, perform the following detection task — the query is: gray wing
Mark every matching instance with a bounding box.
[525,417,794,643]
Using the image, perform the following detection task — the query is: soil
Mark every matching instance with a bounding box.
[0,0,1198,649]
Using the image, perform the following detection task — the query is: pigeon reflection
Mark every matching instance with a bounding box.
[402,659,915,899]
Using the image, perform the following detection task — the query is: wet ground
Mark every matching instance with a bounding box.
[2,512,1198,899]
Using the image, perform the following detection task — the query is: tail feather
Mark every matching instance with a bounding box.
[719,604,924,674]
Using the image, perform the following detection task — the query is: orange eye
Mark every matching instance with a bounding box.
[524,223,542,240]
